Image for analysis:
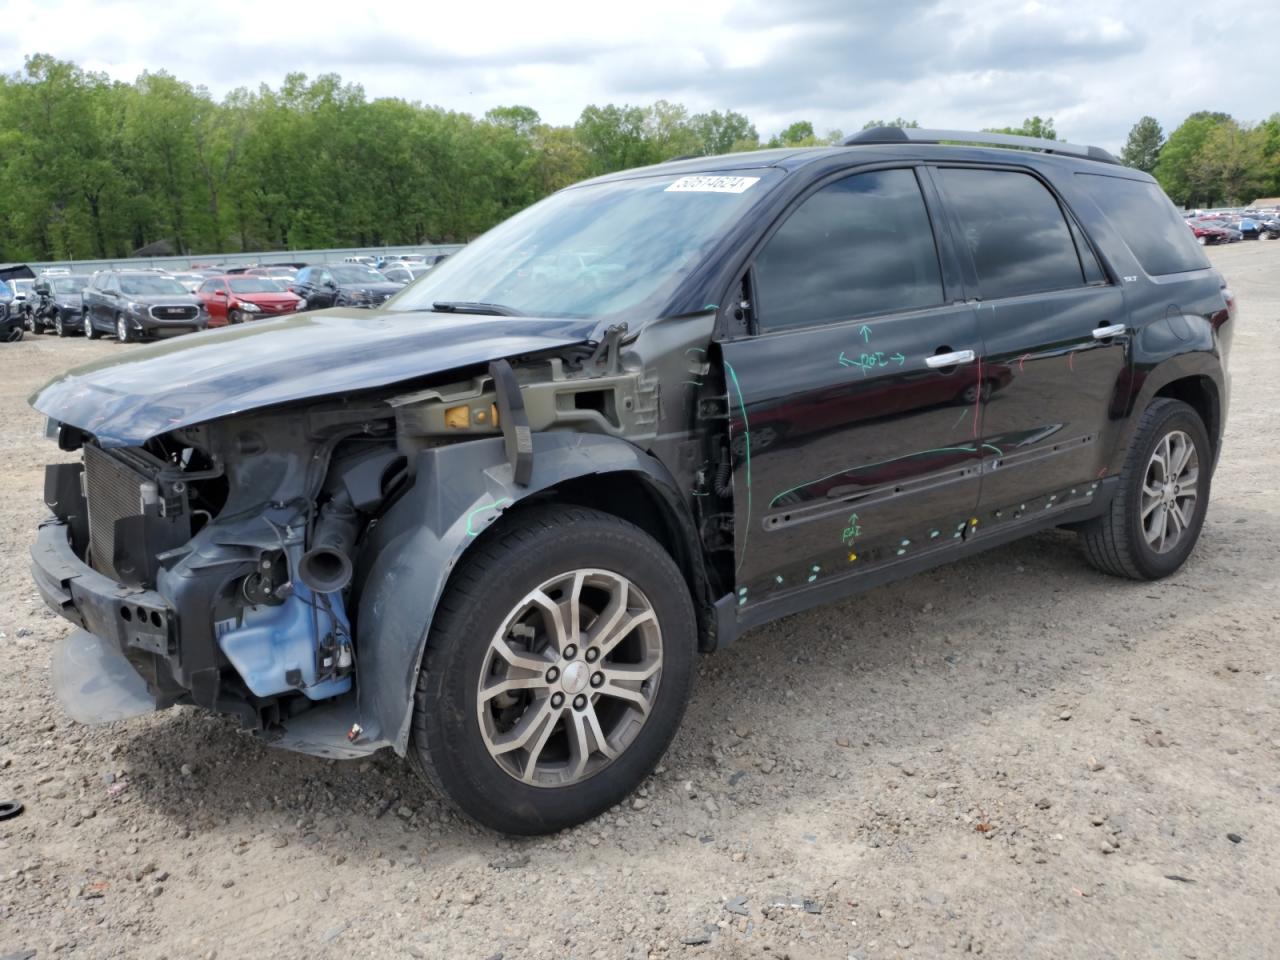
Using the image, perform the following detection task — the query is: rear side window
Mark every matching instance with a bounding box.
[1075,174,1210,276]
[754,168,943,330]
[937,168,1085,300]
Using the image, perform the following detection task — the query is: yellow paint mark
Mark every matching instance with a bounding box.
[848,551,858,562]
[969,517,978,526]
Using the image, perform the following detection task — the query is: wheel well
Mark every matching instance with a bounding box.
[1154,376,1220,455]
[514,472,717,651]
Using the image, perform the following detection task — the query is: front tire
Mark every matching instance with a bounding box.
[1080,399,1211,580]
[83,314,98,339]
[55,314,68,337]
[115,314,131,343]
[228,308,243,324]
[410,505,697,835]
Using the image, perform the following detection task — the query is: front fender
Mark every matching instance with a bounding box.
[352,432,693,754]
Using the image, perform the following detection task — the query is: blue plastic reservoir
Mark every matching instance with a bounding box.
[218,584,352,701]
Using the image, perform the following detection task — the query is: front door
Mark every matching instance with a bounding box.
[720,166,985,605]
[931,166,1131,516]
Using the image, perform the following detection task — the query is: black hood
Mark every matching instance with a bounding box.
[31,308,599,447]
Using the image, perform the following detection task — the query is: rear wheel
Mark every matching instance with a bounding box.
[410,505,696,834]
[1080,398,1211,580]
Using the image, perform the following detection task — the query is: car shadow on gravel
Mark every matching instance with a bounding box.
[102,503,1277,856]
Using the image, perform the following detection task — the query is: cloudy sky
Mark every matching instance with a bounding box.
[2,0,1275,151]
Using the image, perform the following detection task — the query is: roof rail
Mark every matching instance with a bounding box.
[844,127,1120,165]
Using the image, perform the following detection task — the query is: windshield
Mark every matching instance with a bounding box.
[51,277,89,294]
[331,265,388,284]
[12,279,33,295]
[229,277,282,294]
[390,170,781,320]
[120,276,190,296]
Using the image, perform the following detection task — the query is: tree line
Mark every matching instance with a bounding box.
[1,54,1275,263]
[1121,112,1280,208]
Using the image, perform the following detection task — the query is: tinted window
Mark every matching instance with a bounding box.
[938,168,1085,299]
[754,168,943,330]
[1075,174,1211,276]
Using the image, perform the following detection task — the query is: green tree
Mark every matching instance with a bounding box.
[1119,116,1163,173]
[985,116,1058,140]
[1154,111,1232,206]
[1192,121,1269,206]
[690,109,758,155]
[861,117,919,130]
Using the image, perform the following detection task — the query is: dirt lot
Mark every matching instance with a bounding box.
[2,242,1279,960]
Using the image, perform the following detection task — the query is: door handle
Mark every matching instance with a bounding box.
[1092,323,1126,339]
[926,349,975,368]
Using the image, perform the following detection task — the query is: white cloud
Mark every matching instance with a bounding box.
[0,0,1275,152]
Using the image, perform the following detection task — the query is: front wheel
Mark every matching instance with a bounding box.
[83,314,98,339]
[410,505,697,835]
[228,308,243,324]
[115,314,131,343]
[55,314,68,337]
[1080,399,1211,580]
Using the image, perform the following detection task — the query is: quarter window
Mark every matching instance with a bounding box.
[937,168,1086,300]
[1075,173,1210,276]
[755,168,944,331]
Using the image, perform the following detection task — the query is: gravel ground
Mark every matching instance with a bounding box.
[1,242,1278,960]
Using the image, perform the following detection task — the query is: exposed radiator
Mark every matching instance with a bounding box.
[83,443,148,580]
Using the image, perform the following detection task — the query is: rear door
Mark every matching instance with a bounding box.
[931,166,1130,516]
[720,165,985,600]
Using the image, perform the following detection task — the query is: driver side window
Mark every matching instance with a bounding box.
[754,168,944,332]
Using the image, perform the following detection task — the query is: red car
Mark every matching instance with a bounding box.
[196,275,304,326]
[1188,221,1230,246]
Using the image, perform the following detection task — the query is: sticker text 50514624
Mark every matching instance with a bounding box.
[665,175,761,194]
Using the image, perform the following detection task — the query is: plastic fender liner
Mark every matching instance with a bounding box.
[353,432,696,754]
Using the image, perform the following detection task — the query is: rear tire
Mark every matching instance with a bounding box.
[410,505,697,835]
[1080,399,1211,580]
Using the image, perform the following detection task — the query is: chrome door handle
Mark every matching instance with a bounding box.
[926,349,975,368]
[1092,323,1126,339]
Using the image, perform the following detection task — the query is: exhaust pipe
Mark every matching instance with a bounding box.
[297,491,359,594]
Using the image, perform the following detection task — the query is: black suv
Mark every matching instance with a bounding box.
[82,270,208,341]
[30,128,1232,835]
[291,263,404,309]
[27,274,92,337]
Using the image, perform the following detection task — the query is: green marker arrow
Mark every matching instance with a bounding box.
[890,352,905,365]
[859,325,872,342]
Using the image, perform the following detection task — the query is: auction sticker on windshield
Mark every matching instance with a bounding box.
[665,175,761,193]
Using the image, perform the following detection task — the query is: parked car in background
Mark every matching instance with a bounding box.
[82,270,208,342]
[291,264,402,309]
[28,274,91,336]
[1226,218,1261,240]
[1260,216,1280,239]
[0,282,19,342]
[169,272,208,293]
[1189,221,1231,245]
[342,255,377,266]
[245,265,299,284]
[1195,219,1242,242]
[380,263,431,284]
[196,275,304,326]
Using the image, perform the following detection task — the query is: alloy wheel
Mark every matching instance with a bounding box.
[116,316,128,342]
[476,568,663,787]
[83,315,93,338]
[1141,429,1199,554]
